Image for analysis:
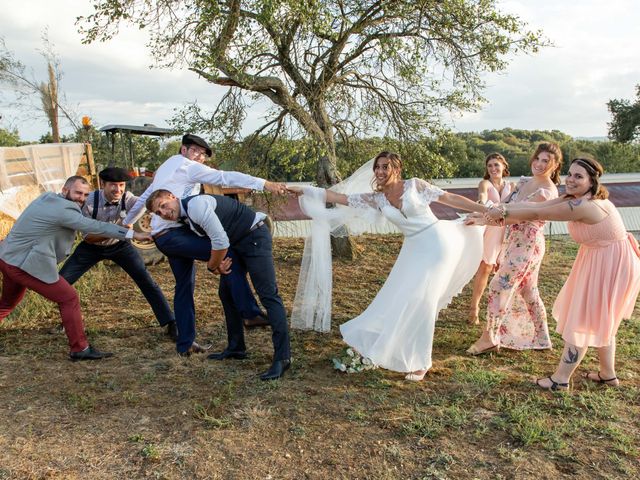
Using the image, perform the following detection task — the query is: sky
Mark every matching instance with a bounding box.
[1,0,639,142]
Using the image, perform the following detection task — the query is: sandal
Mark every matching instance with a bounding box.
[466,343,499,356]
[405,369,428,382]
[535,376,569,391]
[583,371,620,387]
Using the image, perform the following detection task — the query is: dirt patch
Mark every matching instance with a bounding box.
[0,235,639,479]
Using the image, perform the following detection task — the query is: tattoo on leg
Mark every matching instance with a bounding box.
[563,347,579,364]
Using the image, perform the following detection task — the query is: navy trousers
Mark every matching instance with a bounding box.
[155,225,290,360]
[59,240,174,326]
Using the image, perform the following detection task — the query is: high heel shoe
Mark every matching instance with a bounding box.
[466,342,499,356]
[405,369,428,381]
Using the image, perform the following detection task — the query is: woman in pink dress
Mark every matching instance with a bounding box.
[471,156,640,390]
[468,153,515,325]
[466,142,562,354]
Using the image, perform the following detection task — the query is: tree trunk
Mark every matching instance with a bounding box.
[316,150,357,261]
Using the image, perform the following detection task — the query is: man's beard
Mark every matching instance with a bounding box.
[65,192,84,207]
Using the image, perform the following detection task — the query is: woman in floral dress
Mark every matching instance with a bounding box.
[466,143,562,354]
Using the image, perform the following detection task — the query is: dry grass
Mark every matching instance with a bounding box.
[0,235,639,479]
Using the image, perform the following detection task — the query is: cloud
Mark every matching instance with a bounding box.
[453,0,640,136]
[2,0,640,141]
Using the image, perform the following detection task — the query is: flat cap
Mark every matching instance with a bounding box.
[181,133,212,157]
[99,167,132,182]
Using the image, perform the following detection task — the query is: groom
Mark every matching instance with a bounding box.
[145,189,291,380]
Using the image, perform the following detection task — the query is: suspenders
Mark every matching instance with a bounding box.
[91,192,126,219]
[180,197,207,236]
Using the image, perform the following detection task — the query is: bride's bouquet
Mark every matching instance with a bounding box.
[332,348,377,373]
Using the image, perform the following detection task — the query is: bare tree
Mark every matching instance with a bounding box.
[0,32,77,142]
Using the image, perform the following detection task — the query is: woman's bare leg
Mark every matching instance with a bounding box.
[585,338,619,386]
[469,261,493,325]
[536,341,588,389]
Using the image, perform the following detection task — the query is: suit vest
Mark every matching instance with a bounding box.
[180,194,255,245]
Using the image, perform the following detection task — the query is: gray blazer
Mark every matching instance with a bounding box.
[0,192,131,283]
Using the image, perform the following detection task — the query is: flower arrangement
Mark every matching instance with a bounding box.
[332,348,377,373]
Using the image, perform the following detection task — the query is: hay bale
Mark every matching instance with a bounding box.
[0,212,14,239]
[0,185,43,238]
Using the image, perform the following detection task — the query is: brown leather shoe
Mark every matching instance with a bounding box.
[243,314,270,329]
[178,341,211,357]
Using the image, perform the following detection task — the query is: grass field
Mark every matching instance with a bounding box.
[0,235,638,479]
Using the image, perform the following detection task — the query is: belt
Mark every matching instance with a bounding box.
[152,229,171,240]
[249,220,265,232]
[233,220,266,244]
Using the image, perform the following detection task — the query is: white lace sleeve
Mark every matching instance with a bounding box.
[347,192,380,211]
[411,178,444,204]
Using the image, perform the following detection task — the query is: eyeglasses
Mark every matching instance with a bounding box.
[187,146,209,158]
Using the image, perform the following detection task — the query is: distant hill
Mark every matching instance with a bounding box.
[574,136,608,142]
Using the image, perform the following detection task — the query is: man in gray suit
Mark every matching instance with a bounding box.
[0,176,152,361]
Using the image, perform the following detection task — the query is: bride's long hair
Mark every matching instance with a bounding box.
[372,151,403,191]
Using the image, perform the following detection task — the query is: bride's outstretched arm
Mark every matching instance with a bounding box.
[325,190,348,205]
[437,191,489,213]
[287,185,349,206]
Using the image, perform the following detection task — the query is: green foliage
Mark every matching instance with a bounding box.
[608,85,640,143]
[214,128,640,182]
[79,0,548,184]
[0,127,20,146]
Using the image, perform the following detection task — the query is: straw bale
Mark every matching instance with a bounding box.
[0,185,42,238]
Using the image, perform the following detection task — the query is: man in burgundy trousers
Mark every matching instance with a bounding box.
[0,176,151,360]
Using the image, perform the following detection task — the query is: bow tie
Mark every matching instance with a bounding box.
[105,202,120,206]
[178,217,188,224]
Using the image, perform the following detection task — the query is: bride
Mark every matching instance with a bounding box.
[289,151,487,381]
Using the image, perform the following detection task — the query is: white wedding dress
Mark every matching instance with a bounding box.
[338,178,483,372]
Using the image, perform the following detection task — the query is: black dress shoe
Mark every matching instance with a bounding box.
[260,359,291,381]
[178,341,211,357]
[207,349,248,360]
[243,314,270,329]
[165,321,178,341]
[69,345,114,362]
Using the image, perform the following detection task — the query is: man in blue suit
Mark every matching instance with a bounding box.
[146,189,290,380]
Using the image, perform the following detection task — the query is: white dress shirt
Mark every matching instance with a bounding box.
[123,154,266,235]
